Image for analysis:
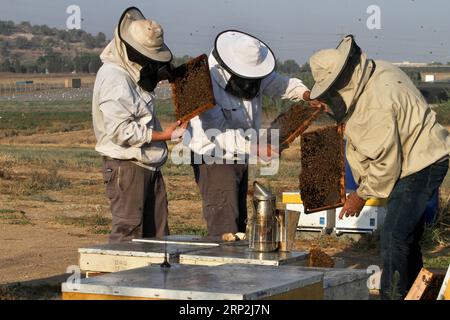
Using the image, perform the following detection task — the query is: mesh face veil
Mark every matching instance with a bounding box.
[125,40,174,92]
[212,48,262,100]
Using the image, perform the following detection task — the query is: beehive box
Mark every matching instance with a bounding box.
[296,267,369,300]
[300,124,346,214]
[78,241,214,274]
[269,102,323,150]
[171,54,215,122]
[282,192,336,234]
[179,245,309,267]
[62,264,324,300]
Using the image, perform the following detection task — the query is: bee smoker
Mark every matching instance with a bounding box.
[248,182,279,252]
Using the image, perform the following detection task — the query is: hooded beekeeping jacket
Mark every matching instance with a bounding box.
[92,28,168,170]
[184,53,309,161]
[341,54,450,200]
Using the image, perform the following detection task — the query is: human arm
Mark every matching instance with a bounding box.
[340,109,402,218]
[262,72,325,108]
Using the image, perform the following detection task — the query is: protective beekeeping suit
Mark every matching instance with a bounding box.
[92,7,186,243]
[309,35,450,299]
[185,30,323,237]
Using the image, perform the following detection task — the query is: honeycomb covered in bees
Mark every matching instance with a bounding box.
[300,124,346,213]
[171,54,215,122]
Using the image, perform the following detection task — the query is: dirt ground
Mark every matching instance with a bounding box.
[0,116,448,299]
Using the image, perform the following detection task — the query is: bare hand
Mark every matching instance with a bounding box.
[309,99,327,110]
[303,91,328,110]
[171,121,188,141]
[170,120,188,141]
[153,121,188,142]
[339,192,366,219]
[257,144,279,162]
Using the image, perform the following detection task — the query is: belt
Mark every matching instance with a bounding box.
[102,156,160,171]
[102,156,132,162]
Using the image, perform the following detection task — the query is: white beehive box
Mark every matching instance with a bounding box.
[335,198,388,235]
[282,192,336,234]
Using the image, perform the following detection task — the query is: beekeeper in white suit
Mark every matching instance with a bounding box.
[185,30,324,237]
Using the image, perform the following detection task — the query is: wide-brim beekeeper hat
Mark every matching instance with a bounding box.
[309,35,355,99]
[214,30,276,79]
[118,7,172,62]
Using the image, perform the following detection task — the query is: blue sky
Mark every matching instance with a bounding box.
[1,0,449,64]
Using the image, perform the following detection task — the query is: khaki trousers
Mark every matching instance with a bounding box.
[102,160,169,244]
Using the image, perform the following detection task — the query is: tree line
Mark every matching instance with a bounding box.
[0,51,102,74]
[0,19,313,77]
[0,20,107,49]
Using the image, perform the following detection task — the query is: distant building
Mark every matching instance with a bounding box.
[397,64,450,83]
[393,61,429,68]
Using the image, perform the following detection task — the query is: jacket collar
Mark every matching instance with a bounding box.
[208,51,232,90]
[339,54,375,121]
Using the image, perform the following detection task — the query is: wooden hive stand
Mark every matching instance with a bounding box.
[405,267,448,300]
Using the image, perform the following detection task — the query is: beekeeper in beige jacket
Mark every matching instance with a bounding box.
[309,35,449,299]
[92,7,186,243]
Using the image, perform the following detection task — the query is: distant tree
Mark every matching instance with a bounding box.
[10,58,23,73]
[67,29,85,42]
[29,35,43,49]
[82,33,96,49]
[37,52,65,73]
[23,62,38,73]
[0,58,12,72]
[0,20,16,35]
[283,60,301,74]
[36,56,47,73]
[88,55,102,73]
[300,63,311,73]
[95,32,107,47]
[15,36,30,49]
[39,24,55,36]
[298,71,315,89]
[57,30,69,42]
[276,59,301,74]
[403,70,422,85]
[61,56,74,73]
[42,37,59,50]
[0,40,10,56]
[18,21,32,32]
[429,62,443,66]
[73,53,100,73]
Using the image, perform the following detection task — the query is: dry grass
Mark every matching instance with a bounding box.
[0,209,32,225]
[0,96,449,283]
[55,214,111,235]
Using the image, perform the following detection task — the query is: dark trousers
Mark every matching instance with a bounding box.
[102,160,169,244]
[193,163,248,237]
[380,160,448,300]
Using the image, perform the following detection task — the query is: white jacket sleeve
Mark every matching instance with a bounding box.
[99,83,153,148]
[347,109,402,199]
[262,72,308,101]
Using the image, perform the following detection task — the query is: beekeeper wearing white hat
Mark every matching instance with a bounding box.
[185,30,324,237]
[92,7,186,243]
[309,35,450,299]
